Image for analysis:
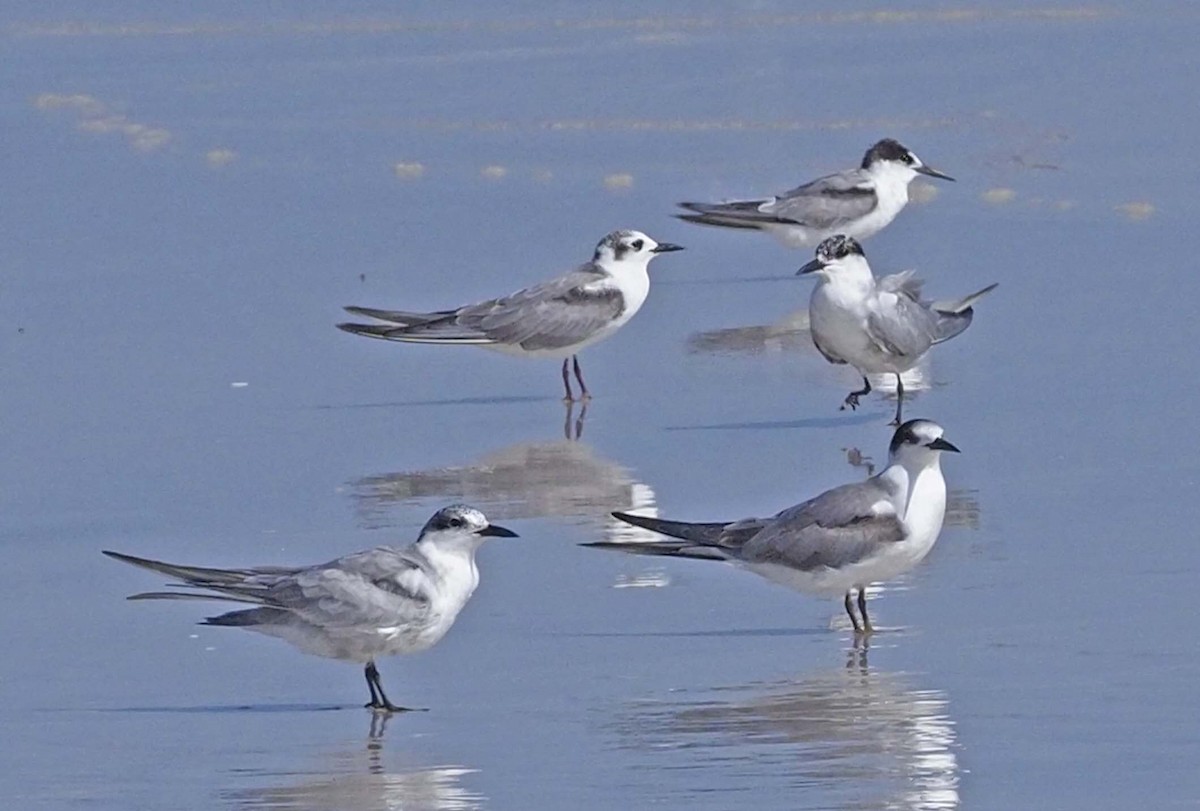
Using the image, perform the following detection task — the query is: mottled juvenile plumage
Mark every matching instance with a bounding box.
[338,230,683,400]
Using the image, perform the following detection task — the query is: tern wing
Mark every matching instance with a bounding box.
[338,265,625,352]
[104,547,434,629]
[342,305,455,326]
[677,169,877,232]
[877,270,925,299]
[762,169,879,231]
[585,512,772,561]
[865,287,940,360]
[739,480,907,571]
[929,282,998,344]
[676,198,789,230]
[257,547,435,629]
[103,550,303,597]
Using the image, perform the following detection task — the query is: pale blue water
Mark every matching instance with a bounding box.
[2,3,1198,809]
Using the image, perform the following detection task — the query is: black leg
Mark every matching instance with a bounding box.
[364,662,381,709]
[363,661,412,713]
[572,355,591,401]
[844,591,862,633]
[857,588,874,634]
[561,359,574,402]
[890,374,905,427]
[841,376,872,411]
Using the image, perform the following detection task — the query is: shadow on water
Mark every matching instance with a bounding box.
[348,403,656,530]
[665,414,880,432]
[686,307,812,356]
[316,394,555,411]
[574,626,831,640]
[611,644,959,810]
[224,713,485,810]
[92,703,357,714]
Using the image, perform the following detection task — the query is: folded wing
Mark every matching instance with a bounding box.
[338,266,625,352]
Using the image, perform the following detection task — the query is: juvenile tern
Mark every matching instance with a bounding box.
[799,235,997,425]
[585,420,959,634]
[338,230,683,401]
[103,504,517,713]
[677,138,954,247]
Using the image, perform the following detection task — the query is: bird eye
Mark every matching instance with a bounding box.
[448,517,463,528]
[902,153,914,164]
[631,239,645,251]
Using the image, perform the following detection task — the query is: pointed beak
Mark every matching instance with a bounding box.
[916,164,955,182]
[651,242,685,254]
[797,258,826,275]
[478,524,518,538]
[928,437,960,453]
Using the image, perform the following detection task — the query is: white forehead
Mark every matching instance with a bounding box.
[458,507,488,524]
[907,420,944,442]
[442,505,488,524]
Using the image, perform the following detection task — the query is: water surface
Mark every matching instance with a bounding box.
[2,3,1198,809]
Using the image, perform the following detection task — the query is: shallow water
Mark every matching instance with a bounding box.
[3,2,1199,808]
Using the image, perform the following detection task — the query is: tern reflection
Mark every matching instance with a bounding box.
[687,308,934,397]
[618,651,959,810]
[350,406,658,534]
[225,716,484,810]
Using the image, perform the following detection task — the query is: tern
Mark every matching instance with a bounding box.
[103,505,517,713]
[338,230,684,401]
[799,235,997,425]
[677,138,954,247]
[585,420,959,634]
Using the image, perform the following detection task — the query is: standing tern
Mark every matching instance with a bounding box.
[338,230,684,401]
[799,235,997,425]
[103,504,517,713]
[677,138,954,247]
[584,419,960,634]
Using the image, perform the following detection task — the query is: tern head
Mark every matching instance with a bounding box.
[418,504,517,550]
[797,234,870,279]
[862,138,955,183]
[593,230,684,267]
[887,419,960,468]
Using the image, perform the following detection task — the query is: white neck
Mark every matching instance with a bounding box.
[597,256,653,315]
[866,160,918,195]
[897,458,947,558]
[879,455,947,523]
[820,255,877,293]
[415,538,481,599]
